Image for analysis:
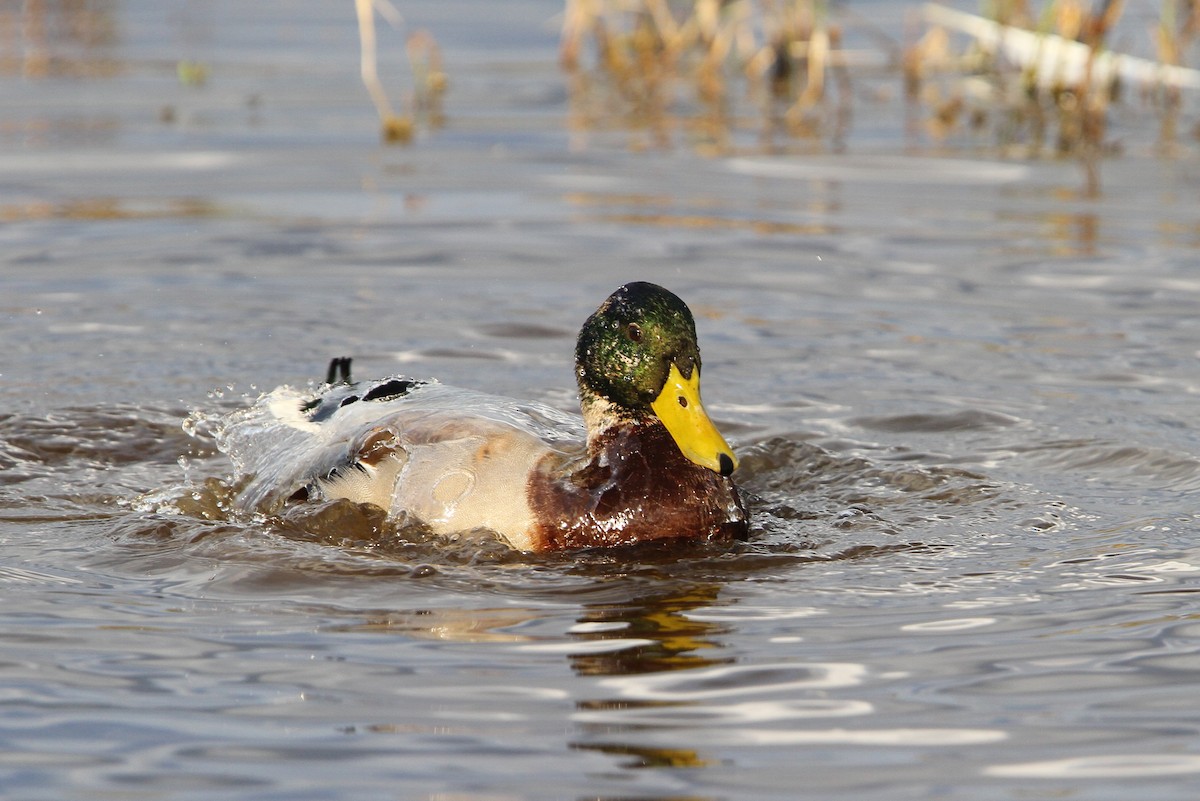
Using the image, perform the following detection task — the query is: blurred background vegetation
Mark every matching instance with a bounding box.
[5,0,1198,195]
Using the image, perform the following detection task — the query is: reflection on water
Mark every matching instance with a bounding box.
[568,585,728,675]
[576,655,1005,762]
[0,196,222,223]
[0,0,118,79]
[986,754,1200,779]
[565,585,1010,771]
[328,606,537,643]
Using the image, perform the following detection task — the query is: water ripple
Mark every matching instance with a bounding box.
[596,662,867,701]
[986,754,1200,778]
[902,617,998,632]
[575,698,874,726]
[681,606,824,623]
[697,727,1006,747]
[516,638,657,654]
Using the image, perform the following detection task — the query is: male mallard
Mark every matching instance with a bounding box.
[217,282,748,551]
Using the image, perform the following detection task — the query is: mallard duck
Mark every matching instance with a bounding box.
[217,282,748,551]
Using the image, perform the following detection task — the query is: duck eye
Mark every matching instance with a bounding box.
[626,323,643,343]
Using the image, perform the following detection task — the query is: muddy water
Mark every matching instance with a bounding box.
[4,1,1200,799]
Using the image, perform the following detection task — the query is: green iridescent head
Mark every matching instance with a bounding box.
[575,282,699,411]
[575,282,737,476]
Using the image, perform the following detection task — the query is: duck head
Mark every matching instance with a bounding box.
[575,282,738,478]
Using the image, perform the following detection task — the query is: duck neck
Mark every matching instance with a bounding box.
[579,389,653,456]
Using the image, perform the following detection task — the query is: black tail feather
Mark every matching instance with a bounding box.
[325,357,353,385]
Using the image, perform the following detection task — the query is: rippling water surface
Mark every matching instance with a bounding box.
[4,1,1200,799]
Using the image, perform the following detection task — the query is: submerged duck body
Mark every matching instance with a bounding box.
[217,282,748,552]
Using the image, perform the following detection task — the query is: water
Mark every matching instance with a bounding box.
[4,1,1200,799]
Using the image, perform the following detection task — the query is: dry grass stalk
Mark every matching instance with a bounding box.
[560,0,854,152]
[355,0,446,144]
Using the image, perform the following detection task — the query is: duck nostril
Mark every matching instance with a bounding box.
[678,395,688,408]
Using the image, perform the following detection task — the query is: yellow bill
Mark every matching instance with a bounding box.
[650,363,738,477]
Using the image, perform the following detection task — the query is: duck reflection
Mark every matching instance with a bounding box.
[568,582,730,772]
[566,583,730,676]
[331,606,538,643]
